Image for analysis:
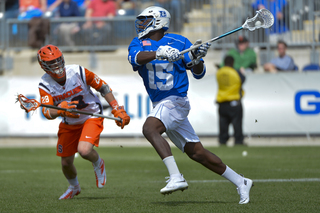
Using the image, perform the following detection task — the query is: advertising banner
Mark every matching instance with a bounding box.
[1,72,320,137]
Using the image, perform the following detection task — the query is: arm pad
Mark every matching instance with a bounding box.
[98,83,112,97]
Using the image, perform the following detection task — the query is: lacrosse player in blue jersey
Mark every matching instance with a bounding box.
[128,6,253,204]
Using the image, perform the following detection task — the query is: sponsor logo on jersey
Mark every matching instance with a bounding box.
[53,85,83,102]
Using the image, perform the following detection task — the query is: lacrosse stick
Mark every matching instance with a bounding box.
[180,8,274,55]
[16,94,122,122]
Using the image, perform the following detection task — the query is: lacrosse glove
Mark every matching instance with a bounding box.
[57,101,80,118]
[156,45,181,62]
[111,106,130,129]
[186,39,211,67]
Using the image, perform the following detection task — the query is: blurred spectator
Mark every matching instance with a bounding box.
[252,0,289,44]
[47,0,90,17]
[82,0,117,45]
[46,0,57,15]
[54,0,81,46]
[220,36,257,73]
[83,0,116,27]
[263,40,297,73]
[17,0,49,48]
[28,17,50,48]
[216,55,245,146]
[155,0,183,32]
[19,0,47,19]
[74,0,92,16]
[116,0,136,16]
[5,0,20,19]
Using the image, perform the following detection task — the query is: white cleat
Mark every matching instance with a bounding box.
[160,174,188,195]
[237,177,253,204]
[59,185,81,200]
[93,159,106,189]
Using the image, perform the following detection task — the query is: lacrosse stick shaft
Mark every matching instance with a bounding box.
[180,9,274,55]
[40,104,121,121]
[180,27,243,55]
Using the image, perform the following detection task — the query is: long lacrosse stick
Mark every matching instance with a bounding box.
[180,9,274,55]
[16,94,122,122]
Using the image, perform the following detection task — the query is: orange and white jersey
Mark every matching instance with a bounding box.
[39,64,108,125]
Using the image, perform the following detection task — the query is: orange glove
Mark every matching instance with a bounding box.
[57,101,80,118]
[111,106,130,129]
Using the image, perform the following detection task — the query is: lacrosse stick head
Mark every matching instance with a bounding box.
[242,9,274,31]
[16,94,41,113]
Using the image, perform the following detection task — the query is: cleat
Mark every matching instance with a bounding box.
[59,185,81,200]
[237,177,253,204]
[93,159,106,189]
[160,174,188,195]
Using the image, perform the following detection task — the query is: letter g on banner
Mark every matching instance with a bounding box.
[295,90,320,114]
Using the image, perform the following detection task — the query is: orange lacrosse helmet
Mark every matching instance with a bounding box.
[37,44,66,79]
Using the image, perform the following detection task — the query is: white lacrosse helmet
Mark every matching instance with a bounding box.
[135,6,171,39]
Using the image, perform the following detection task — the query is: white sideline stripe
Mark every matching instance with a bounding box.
[1,169,320,183]
[188,178,320,183]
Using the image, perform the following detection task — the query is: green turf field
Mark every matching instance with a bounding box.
[0,145,319,213]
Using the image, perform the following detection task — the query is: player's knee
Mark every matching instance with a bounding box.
[77,148,91,158]
[61,157,73,167]
[142,124,153,138]
[142,118,165,138]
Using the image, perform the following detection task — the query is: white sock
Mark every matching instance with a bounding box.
[68,177,79,187]
[93,156,101,168]
[163,156,181,177]
[221,165,244,187]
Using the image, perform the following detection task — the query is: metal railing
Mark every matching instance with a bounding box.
[1,0,320,49]
[0,0,320,68]
[5,16,137,51]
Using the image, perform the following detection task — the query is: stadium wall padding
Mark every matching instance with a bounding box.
[1,72,320,137]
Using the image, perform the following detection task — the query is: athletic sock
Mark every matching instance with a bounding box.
[93,156,102,168]
[221,165,244,187]
[163,156,181,177]
[68,177,79,187]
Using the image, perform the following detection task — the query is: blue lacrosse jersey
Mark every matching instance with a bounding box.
[128,33,204,103]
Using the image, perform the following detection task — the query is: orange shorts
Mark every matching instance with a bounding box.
[57,118,104,157]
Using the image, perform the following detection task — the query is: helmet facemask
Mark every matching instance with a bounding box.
[37,45,66,80]
[135,16,155,37]
[41,56,66,79]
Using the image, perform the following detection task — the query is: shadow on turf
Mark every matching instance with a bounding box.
[152,200,231,206]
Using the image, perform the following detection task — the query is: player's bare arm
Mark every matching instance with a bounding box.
[136,51,157,65]
[190,61,204,74]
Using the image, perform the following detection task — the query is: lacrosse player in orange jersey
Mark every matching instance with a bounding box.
[37,44,130,200]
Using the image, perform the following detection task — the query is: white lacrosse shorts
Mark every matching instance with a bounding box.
[149,96,200,152]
